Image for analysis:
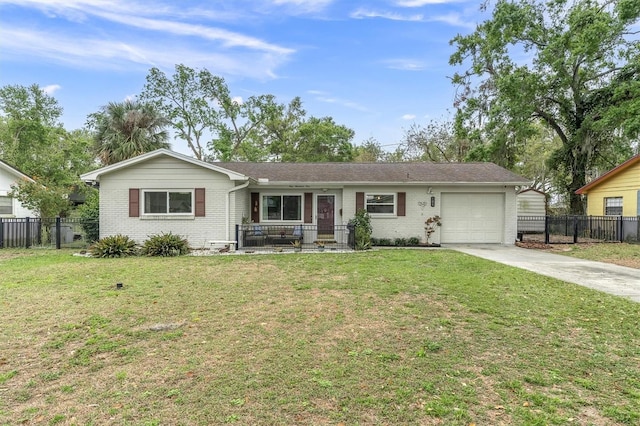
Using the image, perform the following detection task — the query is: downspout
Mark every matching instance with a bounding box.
[226,180,250,241]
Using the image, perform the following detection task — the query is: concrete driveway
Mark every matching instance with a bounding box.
[447,244,640,302]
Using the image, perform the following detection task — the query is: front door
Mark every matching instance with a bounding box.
[316,195,335,239]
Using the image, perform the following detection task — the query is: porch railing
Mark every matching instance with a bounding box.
[236,224,353,251]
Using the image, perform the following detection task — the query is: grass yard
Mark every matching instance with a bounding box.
[2,249,640,425]
[547,243,640,269]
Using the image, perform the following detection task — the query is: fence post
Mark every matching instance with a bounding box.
[55,217,61,249]
[618,216,623,243]
[544,215,549,244]
[0,218,3,249]
[573,216,578,244]
[235,224,239,249]
[25,217,31,248]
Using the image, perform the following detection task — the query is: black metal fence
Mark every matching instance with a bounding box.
[518,215,640,244]
[236,224,353,251]
[0,217,98,249]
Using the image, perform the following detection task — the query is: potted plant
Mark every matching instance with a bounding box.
[424,215,442,246]
[315,241,326,252]
[291,240,302,252]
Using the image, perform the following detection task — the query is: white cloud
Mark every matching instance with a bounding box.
[307,90,369,112]
[383,59,427,71]
[396,0,462,6]
[41,84,61,95]
[428,12,476,29]
[232,96,244,105]
[351,8,424,21]
[270,0,334,13]
[402,114,416,120]
[0,26,288,79]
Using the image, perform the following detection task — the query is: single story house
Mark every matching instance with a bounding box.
[80,149,530,248]
[0,159,37,218]
[576,154,640,216]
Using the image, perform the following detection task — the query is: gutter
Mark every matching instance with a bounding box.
[226,180,250,241]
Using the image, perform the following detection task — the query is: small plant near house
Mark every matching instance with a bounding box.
[89,234,138,258]
[424,215,442,246]
[350,209,372,250]
[315,241,326,251]
[408,237,420,246]
[394,237,408,247]
[142,232,190,257]
[78,189,100,243]
[291,240,302,251]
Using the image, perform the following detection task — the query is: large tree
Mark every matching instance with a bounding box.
[89,100,170,166]
[1,84,95,217]
[450,0,640,213]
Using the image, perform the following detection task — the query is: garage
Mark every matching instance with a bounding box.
[440,193,505,243]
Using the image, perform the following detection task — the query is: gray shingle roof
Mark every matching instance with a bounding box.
[214,162,529,184]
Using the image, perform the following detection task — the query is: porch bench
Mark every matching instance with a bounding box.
[243,225,303,247]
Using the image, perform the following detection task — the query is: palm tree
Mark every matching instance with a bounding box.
[93,100,170,165]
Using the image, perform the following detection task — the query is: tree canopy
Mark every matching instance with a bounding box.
[450,0,640,213]
[89,100,170,166]
[141,64,355,162]
[0,84,95,217]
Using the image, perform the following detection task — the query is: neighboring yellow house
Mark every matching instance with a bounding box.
[576,154,640,216]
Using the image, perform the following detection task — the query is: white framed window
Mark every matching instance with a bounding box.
[262,194,302,221]
[366,193,396,215]
[143,190,193,215]
[604,197,623,216]
[0,195,12,215]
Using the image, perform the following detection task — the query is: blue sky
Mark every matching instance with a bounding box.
[0,0,485,156]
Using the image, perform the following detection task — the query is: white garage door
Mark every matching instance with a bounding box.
[440,193,505,243]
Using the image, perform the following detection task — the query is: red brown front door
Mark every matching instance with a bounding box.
[316,195,335,238]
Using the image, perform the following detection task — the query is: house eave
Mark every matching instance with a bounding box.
[250,180,530,187]
[576,154,640,194]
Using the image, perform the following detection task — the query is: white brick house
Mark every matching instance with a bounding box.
[81,149,530,247]
[0,159,37,218]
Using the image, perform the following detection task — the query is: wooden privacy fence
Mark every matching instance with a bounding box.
[0,217,98,249]
[518,215,640,244]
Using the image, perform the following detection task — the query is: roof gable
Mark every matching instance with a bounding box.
[0,159,35,183]
[80,149,249,182]
[576,154,640,194]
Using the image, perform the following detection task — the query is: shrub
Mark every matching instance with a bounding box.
[89,235,138,258]
[408,237,420,246]
[394,238,408,246]
[78,189,99,243]
[350,209,372,250]
[142,232,190,257]
[377,238,393,246]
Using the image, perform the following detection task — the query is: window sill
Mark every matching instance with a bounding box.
[140,215,195,220]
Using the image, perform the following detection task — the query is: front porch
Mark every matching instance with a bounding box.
[235,224,353,251]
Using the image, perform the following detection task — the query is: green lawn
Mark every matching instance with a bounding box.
[1,249,640,425]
